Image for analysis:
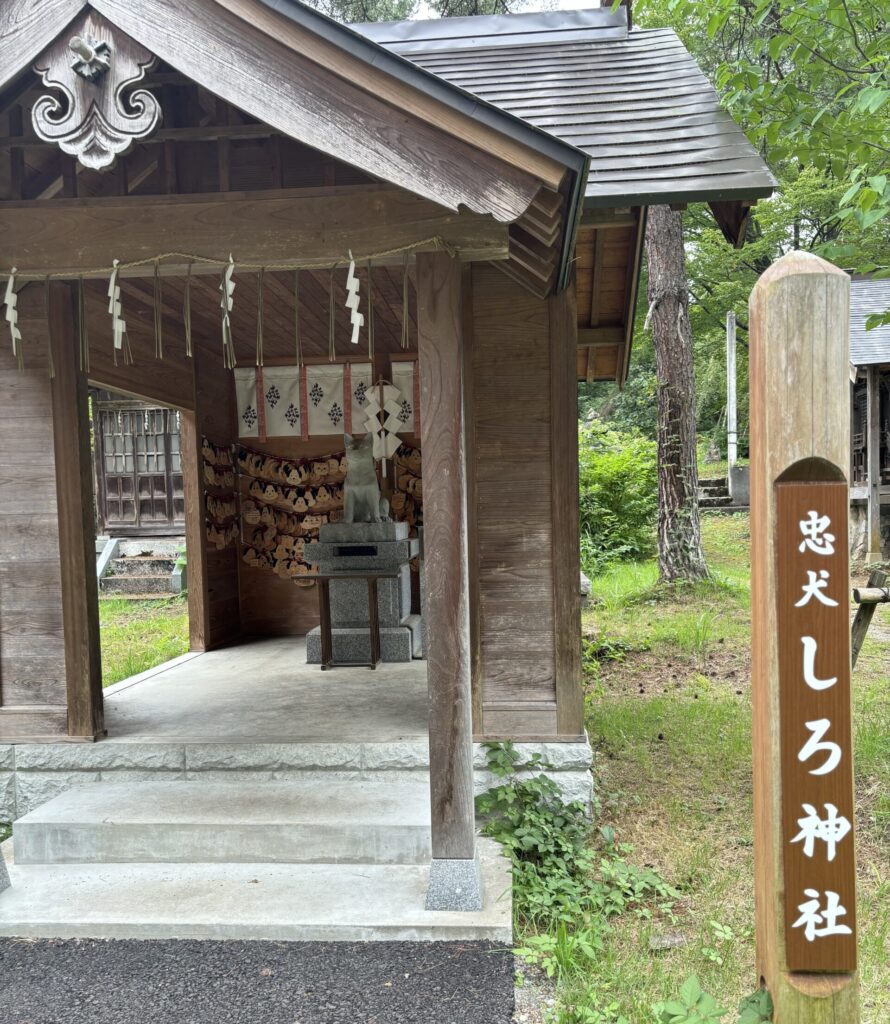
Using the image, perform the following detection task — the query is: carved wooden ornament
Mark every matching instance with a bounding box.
[32,11,161,171]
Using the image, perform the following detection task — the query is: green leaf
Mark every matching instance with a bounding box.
[679,976,702,1007]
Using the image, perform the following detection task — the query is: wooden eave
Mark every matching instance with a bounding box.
[573,206,645,385]
[0,0,577,229]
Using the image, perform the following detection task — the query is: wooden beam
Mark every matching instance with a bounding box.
[589,228,604,326]
[0,186,510,277]
[579,207,638,229]
[866,364,882,560]
[49,282,104,739]
[550,284,584,737]
[416,249,476,863]
[578,325,625,347]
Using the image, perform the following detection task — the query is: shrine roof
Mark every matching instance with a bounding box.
[353,7,777,210]
[850,278,890,367]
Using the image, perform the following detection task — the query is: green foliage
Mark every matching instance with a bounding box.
[578,422,658,575]
[515,922,604,982]
[548,983,630,1024]
[652,977,729,1024]
[476,740,679,960]
[736,989,773,1024]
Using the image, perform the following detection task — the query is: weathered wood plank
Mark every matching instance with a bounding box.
[0,0,86,91]
[0,187,510,277]
[461,265,483,733]
[550,286,583,735]
[417,249,475,861]
[470,265,556,719]
[0,706,69,740]
[49,282,104,739]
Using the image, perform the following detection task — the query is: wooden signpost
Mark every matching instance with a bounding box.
[750,252,859,1020]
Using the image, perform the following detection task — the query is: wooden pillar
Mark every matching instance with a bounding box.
[180,408,208,652]
[749,251,858,1020]
[549,285,584,737]
[866,365,882,561]
[49,282,104,738]
[416,251,480,909]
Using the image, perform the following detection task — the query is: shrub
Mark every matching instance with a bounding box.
[578,421,658,575]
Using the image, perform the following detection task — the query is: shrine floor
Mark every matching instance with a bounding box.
[101,636,430,744]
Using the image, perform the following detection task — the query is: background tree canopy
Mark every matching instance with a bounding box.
[583,0,889,450]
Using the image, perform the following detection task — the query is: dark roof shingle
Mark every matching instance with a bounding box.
[356,9,776,208]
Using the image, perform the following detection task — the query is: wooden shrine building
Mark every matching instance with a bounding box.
[850,276,890,560]
[0,3,773,907]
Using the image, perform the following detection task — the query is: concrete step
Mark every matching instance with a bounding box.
[110,556,175,577]
[699,495,734,509]
[699,476,728,489]
[100,575,172,595]
[0,840,511,942]
[13,780,432,865]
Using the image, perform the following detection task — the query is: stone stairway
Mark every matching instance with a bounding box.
[99,539,182,599]
[0,778,511,942]
[698,476,733,509]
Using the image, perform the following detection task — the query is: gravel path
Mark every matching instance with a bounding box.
[0,938,514,1024]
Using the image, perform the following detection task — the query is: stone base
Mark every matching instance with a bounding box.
[425,853,484,912]
[306,620,421,664]
[325,571,411,629]
[849,502,890,560]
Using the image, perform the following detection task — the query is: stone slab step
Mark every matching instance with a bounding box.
[118,538,184,558]
[699,495,734,508]
[110,556,175,576]
[100,575,172,595]
[0,840,511,942]
[13,780,432,865]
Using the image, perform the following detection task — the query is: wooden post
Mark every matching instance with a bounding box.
[866,365,882,561]
[851,568,888,668]
[726,310,738,469]
[49,282,104,738]
[749,251,858,1020]
[416,250,481,910]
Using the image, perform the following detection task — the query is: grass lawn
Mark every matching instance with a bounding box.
[99,597,190,688]
[581,512,889,1022]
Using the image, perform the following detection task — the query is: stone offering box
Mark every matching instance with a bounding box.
[305,521,423,663]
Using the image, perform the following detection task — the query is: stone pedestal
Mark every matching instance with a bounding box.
[305,522,422,664]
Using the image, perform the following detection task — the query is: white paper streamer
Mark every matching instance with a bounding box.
[107,259,127,353]
[345,254,364,345]
[220,254,236,370]
[4,268,21,366]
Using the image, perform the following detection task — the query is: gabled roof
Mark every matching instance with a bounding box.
[0,0,583,225]
[851,277,890,367]
[356,7,777,210]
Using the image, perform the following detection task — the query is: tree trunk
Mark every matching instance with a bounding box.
[645,204,709,583]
